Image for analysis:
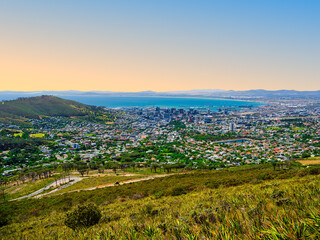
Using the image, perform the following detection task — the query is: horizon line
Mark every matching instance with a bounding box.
[1,88,320,93]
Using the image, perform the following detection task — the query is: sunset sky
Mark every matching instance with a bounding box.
[0,1,319,92]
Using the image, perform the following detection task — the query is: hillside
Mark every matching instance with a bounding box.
[0,165,319,239]
[0,95,114,124]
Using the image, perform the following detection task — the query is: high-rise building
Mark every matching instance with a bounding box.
[229,123,235,132]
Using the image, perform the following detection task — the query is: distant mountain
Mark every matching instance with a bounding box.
[216,89,320,98]
[0,95,114,125]
[1,89,320,100]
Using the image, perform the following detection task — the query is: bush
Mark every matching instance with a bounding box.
[191,208,216,224]
[102,213,121,222]
[275,198,291,206]
[166,187,187,196]
[0,208,9,227]
[143,204,159,216]
[271,189,285,199]
[308,167,320,175]
[64,204,101,230]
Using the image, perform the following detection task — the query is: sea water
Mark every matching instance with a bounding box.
[59,96,264,111]
[0,93,264,111]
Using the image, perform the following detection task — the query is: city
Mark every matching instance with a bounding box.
[1,98,320,176]
[1,0,320,239]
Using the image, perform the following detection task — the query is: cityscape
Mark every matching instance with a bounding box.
[1,1,320,239]
[1,97,320,176]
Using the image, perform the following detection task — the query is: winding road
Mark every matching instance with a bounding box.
[11,173,184,201]
[11,176,82,201]
[34,173,179,199]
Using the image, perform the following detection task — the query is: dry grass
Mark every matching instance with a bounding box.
[298,157,320,165]
[1,166,319,239]
[1,174,319,239]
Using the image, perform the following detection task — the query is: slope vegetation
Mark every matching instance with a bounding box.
[0,165,319,239]
[0,95,114,124]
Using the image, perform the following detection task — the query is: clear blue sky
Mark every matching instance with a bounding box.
[0,1,319,91]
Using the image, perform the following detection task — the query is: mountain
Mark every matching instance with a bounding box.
[161,89,320,98]
[214,89,320,98]
[1,89,320,100]
[0,95,113,125]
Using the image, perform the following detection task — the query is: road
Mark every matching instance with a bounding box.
[11,176,82,201]
[35,173,184,199]
[12,172,186,200]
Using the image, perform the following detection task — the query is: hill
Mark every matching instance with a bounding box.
[0,165,319,239]
[0,95,114,125]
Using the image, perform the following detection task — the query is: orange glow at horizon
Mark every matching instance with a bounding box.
[1,1,320,92]
[1,42,319,92]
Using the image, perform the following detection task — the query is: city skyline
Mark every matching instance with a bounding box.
[1,1,320,92]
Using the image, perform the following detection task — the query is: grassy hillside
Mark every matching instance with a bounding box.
[0,165,319,239]
[0,95,114,123]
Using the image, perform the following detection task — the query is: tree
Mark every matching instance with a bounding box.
[37,170,43,179]
[98,167,104,174]
[271,161,278,170]
[22,131,29,139]
[77,162,88,177]
[0,186,6,201]
[112,166,117,174]
[19,174,26,184]
[163,164,172,173]
[63,168,71,181]
[74,155,81,162]
[78,169,86,177]
[151,163,159,173]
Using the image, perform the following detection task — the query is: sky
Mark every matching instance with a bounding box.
[0,0,319,92]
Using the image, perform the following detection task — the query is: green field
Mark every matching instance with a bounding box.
[292,127,306,130]
[13,133,23,137]
[30,133,45,138]
[266,127,281,130]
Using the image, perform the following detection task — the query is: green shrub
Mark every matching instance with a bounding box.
[275,198,291,206]
[205,180,219,189]
[271,189,285,199]
[154,190,165,198]
[166,187,187,196]
[0,208,9,227]
[102,213,121,222]
[191,208,216,224]
[308,167,320,175]
[64,203,101,230]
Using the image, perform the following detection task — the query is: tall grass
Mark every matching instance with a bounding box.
[0,167,319,239]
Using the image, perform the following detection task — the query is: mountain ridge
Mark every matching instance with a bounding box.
[1,89,320,99]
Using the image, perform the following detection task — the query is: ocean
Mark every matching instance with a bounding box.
[0,93,264,111]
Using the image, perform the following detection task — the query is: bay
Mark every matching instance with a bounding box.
[56,95,264,111]
[0,93,264,111]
